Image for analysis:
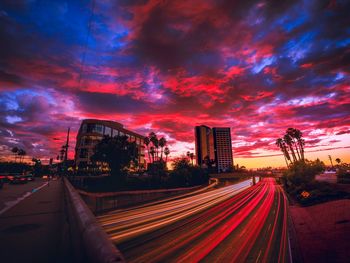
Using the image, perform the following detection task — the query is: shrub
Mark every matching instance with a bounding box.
[337,164,350,183]
[282,159,350,205]
[284,159,325,186]
[168,157,209,188]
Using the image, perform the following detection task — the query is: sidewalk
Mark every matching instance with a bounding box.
[0,179,72,263]
[290,199,350,263]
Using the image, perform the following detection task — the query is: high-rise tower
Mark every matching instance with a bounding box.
[213,127,233,173]
[195,126,233,173]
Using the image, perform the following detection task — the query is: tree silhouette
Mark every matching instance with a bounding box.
[17,149,26,163]
[293,128,305,160]
[149,132,159,162]
[276,138,290,167]
[283,134,297,163]
[159,137,166,160]
[287,128,301,160]
[11,147,19,162]
[144,137,151,163]
[150,146,155,163]
[276,128,305,165]
[164,147,170,163]
[91,135,138,177]
[144,132,169,164]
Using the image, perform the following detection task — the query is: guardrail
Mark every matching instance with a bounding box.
[64,178,125,263]
[75,178,219,214]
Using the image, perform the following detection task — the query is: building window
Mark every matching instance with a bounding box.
[112,129,119,137]
[94,124,103,134]
[82,137,91,146]
[86,124,94,133]
[86,123,103,134]
[82,124,87,133]
[104,126,111,136]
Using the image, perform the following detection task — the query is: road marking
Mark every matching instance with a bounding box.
[0,182,48,216]
[255,250,262,263]
[288,227,293,263]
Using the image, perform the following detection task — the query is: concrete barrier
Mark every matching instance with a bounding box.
[64,178,125,263]
[78,179,219,214]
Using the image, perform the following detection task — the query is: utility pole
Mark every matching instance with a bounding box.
[328,155,334,169]
[61,127,70,176]
[64,127,70,162]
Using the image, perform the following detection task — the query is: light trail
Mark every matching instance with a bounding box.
[99,178,257,242]
[98,178,290,262]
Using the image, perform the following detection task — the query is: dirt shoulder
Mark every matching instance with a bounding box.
[290,199,350,263]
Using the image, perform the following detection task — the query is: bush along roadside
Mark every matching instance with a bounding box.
[282,160,349,206]
[337,163,350,184]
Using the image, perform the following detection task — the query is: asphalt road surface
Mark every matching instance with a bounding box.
[99,178,290,263]
[0,178,72,263]
[0,178,48,213]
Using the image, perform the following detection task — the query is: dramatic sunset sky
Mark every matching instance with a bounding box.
[0,0,349,168]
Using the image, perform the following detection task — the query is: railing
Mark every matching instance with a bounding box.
[64,178,125,263]
[70,177,218,214]
[78,184,204,214]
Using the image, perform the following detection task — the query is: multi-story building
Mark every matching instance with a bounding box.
[194,125,215,167]
[213,127,233,173]
[195,125,233,173]
[75,119,145,171]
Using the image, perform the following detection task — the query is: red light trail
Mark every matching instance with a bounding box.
[99,178,290,262]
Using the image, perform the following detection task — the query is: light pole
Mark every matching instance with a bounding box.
[328,155,334,169]
[56,127,70,176]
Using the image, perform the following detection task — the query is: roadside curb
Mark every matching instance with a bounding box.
[287,204,304,263]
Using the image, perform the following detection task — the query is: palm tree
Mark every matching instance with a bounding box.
[297,137,305,161]
[335,158,341,164]
[287,128,301,161]
[17,149,26,163]
[144,137,151,163]
[159,137,166,161]
[283,134,297,163]
[11,147,19,162]
[164,147,170,163]
[150,146,155,163]
[154,139,160,161]
[283,141,292,164]
[149,132,159,161]
[293,128,305,160]
[276,138,290,167]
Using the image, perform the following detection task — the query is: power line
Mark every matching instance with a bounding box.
[78,0,96,86]
[235,145,350,159]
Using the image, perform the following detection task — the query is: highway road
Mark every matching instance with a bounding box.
[0,178,48,214]
[99,178,290,263]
